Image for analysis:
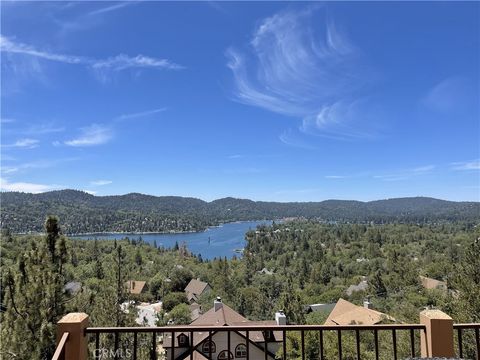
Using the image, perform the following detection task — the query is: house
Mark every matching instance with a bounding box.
[419,276,448,291]
[325,298,395,325]
[163,297,284,360]
[304,303,336,314]
[258,268,274,275]
[185,278,212,303]
[126,280,147,295]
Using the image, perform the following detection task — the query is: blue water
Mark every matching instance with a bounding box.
[72,220,272,260]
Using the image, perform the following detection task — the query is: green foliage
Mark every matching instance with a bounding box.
[168,303,192,325]
[2,190,479,234]
[1,216,480,359]
[162,292,189,312]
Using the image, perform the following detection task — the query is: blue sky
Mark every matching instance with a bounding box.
[1,1,479,202]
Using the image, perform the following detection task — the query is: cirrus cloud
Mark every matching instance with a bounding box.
[64,124,112,147]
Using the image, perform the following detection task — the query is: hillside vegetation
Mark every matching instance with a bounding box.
[1,190,479,234]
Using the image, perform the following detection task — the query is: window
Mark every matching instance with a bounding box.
[178,334,189,347]
[217,351,233,360]
[202,341,216,354]
[235,344,247,358]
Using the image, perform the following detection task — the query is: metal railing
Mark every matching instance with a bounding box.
[454,323,480,360]
[52,332,69,360]
[84,324,426,360]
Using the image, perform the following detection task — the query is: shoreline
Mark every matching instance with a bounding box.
[12,219,276,237]
[68,219,273,237]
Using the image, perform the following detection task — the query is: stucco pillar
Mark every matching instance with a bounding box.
[420,309,454,358]
[57,313,89,360]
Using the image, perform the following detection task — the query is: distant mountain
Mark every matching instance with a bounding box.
[1,190,478,234]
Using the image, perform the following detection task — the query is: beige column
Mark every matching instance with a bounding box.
[57,313,89,360]
[420,309,454,358]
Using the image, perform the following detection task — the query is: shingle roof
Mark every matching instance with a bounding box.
[126,280,146,294]
[185,279,210,299]
[325,298,395,325]
[163,303,281,348]
[190,302,248,326]
[419,276,447,290]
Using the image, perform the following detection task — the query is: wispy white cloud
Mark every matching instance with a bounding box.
[0,177,61,193]
[87,2,132,16]
[2,138,39,149]
[0,158,78,175]
[374,165,435,181]
[0,35,184,78]
[64,124,112,147]
[451,159,480,171]
[279,129,317,150]
[83,189,97,195]
[423,76,470,113]
[325,175,348,179]
[0,118,15,124]
[227,7,375,140]
[90,179,112,186]
[115,108,166,121]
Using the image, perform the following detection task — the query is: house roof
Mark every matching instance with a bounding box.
[324,299,395,325]
[191,302,248,326]
[164,302,281,348]
[126,280,146,294]
[419,276,447,290]
[185,279,210,297]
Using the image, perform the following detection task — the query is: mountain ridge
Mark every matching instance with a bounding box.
[1,189,479,234]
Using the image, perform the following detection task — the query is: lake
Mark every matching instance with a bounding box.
[72,220,272,259]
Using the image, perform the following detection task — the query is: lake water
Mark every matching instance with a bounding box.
[72,220,272,260]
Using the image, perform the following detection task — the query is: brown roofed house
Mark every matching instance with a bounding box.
[419,276,448,292]
[163,297,284,360]
[325,298,395,325]
[185,278,212,303]
[126,280,147,295]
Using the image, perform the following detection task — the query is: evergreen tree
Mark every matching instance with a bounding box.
[0,217,68,359]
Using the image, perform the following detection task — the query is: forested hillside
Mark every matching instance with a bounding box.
[1,218,479,359]
[1,190,479,233]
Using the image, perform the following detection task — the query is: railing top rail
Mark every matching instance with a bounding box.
[453,323,480,329]
[85,323,426,334]
[52,332,69,360]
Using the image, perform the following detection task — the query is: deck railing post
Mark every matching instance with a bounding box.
[57,313,89,360]
[420,309,454,358]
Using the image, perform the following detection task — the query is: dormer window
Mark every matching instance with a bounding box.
[178,334,189,347]
[217,350,233,360]
[202,340,216,354]
[235,344,247,358]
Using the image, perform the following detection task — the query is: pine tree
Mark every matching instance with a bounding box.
[0,216,68,359]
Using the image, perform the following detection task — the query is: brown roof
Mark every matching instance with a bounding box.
[126,280,146,294]
[419,276,447,290]
[190,303,248,326]
[163,303,281,348]
[185,279,210,300]
[324,299,395,325]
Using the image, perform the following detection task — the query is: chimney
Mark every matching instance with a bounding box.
[214,296,223,312]
[275,310,287,325]
[363,299,372,309]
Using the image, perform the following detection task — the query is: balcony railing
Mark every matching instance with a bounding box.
[454,323,480,359]
[53,311,480,360]
[85,323,426,360]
